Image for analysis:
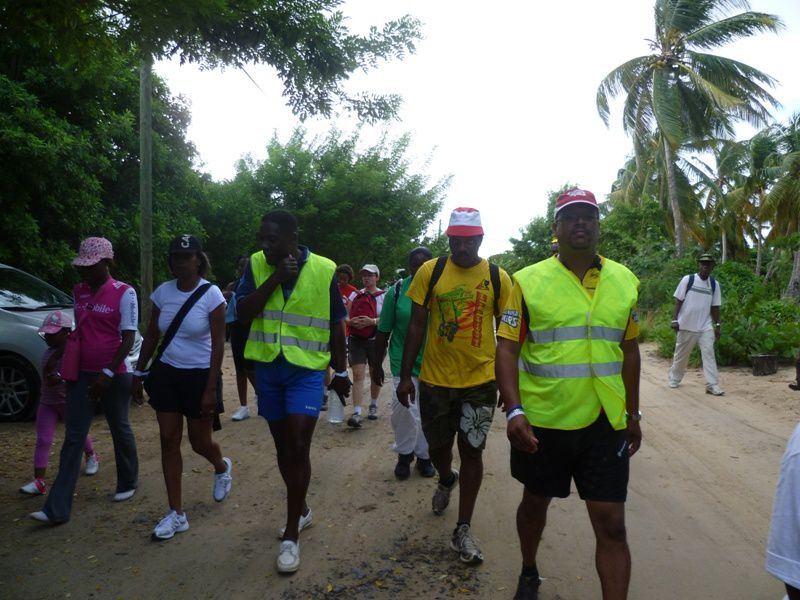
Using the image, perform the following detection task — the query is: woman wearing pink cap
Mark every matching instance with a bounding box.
[31,237,139,524]
[19,311,99,496]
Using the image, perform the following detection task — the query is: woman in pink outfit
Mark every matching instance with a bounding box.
[19,311,99,496]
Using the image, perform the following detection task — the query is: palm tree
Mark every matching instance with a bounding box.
[763,113,800,299]
[597,0,782,256]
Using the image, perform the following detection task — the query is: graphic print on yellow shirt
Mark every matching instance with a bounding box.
[407,257,511,389]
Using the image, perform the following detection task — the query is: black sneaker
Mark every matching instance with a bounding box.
[513,574,541,600]
[347,414,362,429]
[394,453,414,480]
[416,458,435,478]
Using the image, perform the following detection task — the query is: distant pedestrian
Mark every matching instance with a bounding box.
[236,210,350,574]
[132,234,232,541]
[20,311,98,496]
[397,207,511,565]
[789,354,799,391]
[31,237,139,524]
[373,247,436,480]
[346,264,385,427]
[668,253,724,395]
[225,255,256,421]
[766,423,800,599]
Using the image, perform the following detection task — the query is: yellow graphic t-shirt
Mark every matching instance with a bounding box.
[407,257,512,388]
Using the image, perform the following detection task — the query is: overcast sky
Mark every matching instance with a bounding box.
[156,0,800,256]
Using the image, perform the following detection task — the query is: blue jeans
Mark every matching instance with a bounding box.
[43,372,138,522]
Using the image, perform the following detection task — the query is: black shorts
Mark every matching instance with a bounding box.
[145,361,224,422]
[229,320,254,371]
[510,415,629,502]
[348,336,376,367]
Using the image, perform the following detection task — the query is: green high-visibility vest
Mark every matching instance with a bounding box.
[244,250,336,371]
[514,256,639,431]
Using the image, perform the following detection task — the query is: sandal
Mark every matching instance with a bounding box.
[789,381,800,391]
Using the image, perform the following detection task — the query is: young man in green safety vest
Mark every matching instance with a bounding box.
[236,209,351,575]
[495,189,642,600]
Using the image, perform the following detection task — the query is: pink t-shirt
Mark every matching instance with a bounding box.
[39,347,66,405]
[73,278,138,373]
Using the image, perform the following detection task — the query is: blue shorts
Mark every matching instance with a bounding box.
[255,355,325,422]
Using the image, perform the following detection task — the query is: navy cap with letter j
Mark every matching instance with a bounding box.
[168,234,203,254]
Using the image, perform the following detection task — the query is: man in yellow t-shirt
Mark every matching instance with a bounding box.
[495,188,641,600]
[397,207,511,566]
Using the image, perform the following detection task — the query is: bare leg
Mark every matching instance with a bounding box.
[186,416,225,473]
[351,362,366,410]
[156,412,184,512]
[268,414,318,541]
[455,436,484,524]
[517,489,552,569]
[586,500,630,600]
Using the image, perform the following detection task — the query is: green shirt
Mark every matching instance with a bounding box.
[377,276,424,377]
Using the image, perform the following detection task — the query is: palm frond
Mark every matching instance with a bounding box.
[596,56,654,125]
[684,12,783,49]
[652,67,685,147]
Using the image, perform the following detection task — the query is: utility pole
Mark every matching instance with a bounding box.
[139,56,153,327]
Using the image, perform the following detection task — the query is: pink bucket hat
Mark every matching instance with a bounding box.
[38,310,74,334]
[446,207,484,237]
[72,237,114,266]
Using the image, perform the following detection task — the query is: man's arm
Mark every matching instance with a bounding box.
[237,257,295,323]
[711,305,721,339]
[496,337,538,453]
[620,336,642,456]
[396,302,427,406]
[671,299,683,330]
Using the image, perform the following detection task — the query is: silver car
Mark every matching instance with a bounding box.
[0,263,141,421]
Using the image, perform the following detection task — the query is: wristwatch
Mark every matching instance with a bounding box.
[626,410,642,422]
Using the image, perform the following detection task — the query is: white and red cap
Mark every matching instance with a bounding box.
[446,207,484,237]
[38,310,73,334]
[554,189,598,215]
[72,237,114,266]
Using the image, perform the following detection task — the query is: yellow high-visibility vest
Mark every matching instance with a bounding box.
[514,256,639,430]
[244,250,336,371]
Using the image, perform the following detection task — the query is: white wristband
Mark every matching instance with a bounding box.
[133,369,149,378]
[102,368,115,378]
[334,370,349,378]
[506,408,526,422]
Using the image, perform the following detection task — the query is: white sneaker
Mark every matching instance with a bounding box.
[668,381,679,389]
[277,508,313,539]
[85,453,99,475]
[152,510,189,540]
[706,386,725,396]
[29,511,51,523]
[214,457,233,502]
[20,478,46,495]
[276,540,300,573]
[231,406,250,421]
[113,489,136,502]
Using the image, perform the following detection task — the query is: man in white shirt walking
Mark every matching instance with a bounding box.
[668,253,724,395]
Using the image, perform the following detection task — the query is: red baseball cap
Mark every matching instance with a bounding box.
[555,189,598,215]
[446,207,484,237]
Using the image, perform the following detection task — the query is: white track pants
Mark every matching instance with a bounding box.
[391,376,429,458]
[668,329,720,388]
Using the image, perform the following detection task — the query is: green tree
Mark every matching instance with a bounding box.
[597,0,782,256]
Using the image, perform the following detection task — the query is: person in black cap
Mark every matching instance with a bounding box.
[668,253,724,395]
[132,234,233,541]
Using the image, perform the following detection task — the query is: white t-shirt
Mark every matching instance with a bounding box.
[347,288,386,315]
[673,273,722,332]
[766,423,800,590]
[151,279,226,369]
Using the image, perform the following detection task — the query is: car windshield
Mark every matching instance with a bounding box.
[0,267,72,310]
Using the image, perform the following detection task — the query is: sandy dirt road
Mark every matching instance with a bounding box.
[1,342,797,599]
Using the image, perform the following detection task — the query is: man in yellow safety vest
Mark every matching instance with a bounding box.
[495,189,642,600]
[237,209,350,575]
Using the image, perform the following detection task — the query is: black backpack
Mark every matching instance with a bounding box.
[686,273,716,296]
[422,256,502,316]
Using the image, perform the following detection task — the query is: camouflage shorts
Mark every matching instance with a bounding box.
[418,381,497,451]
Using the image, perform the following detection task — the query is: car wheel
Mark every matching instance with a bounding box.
[0,355,40,421]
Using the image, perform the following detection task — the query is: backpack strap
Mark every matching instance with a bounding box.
[489,262,501,316]
[710,276,716,296]
[422,256,448,308]
[393,279,403,308]
[686,273,716,296]
[153,282,213,364]
[686,273,695,295]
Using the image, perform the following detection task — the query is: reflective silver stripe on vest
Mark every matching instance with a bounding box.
[260,310,329,330]
[248,331,279,344]
[518,359,622,378]
[527,326,625,344]
[281,336,329,353]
